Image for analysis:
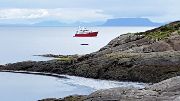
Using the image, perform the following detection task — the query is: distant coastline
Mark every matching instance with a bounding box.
[0,18,164,27]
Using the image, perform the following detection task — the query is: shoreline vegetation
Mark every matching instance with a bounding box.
[34,54,80,61]
[1,21,180,100]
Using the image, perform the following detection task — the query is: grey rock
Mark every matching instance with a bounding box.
[146,76,180,92]
[84,76,180,101]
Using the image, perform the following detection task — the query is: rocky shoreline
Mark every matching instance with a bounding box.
[1,21,180,101]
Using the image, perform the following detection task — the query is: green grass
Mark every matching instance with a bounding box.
[178,30,180,35]
[134,21,180,40]
[55,57,74,61]
[146,31,171,40]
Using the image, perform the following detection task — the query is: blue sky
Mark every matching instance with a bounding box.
[0,0,179,24]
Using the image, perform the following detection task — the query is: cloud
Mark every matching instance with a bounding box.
[49,8,112,22]
[0,9,49,19]
[0,8,112,23]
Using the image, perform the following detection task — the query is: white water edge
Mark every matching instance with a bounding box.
[63,75,147,90]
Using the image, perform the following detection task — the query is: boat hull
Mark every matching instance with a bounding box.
[73,32,98,37]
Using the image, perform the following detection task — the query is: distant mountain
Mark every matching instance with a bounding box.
[33,21,103,27]
[0,23,31,27]
[0,21,69,27]
[102,18,163,26]
[33,21,67,26]
[70,21,104,27]
[0,21,67,27]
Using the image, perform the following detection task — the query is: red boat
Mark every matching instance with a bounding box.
[73,28,98,37]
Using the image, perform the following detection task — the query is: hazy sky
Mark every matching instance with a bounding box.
[0,0,179,24]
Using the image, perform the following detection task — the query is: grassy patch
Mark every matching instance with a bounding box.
[135,21,180,40]
[146,31,171,40]
[178,30,180,35]
[55,57,74,61]
[55,57,69,61]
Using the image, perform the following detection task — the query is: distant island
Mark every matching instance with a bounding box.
[0,18,164,27]
[102,18,163,26]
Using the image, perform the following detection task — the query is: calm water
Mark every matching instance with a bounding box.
[0,72,146,101]
[0,27,154,65]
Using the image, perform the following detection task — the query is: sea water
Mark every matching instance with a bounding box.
[0,72,146,101]
[0,26,154,64]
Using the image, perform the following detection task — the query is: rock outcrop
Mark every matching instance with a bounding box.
[39,95,86,101]
[83,76,180,101]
